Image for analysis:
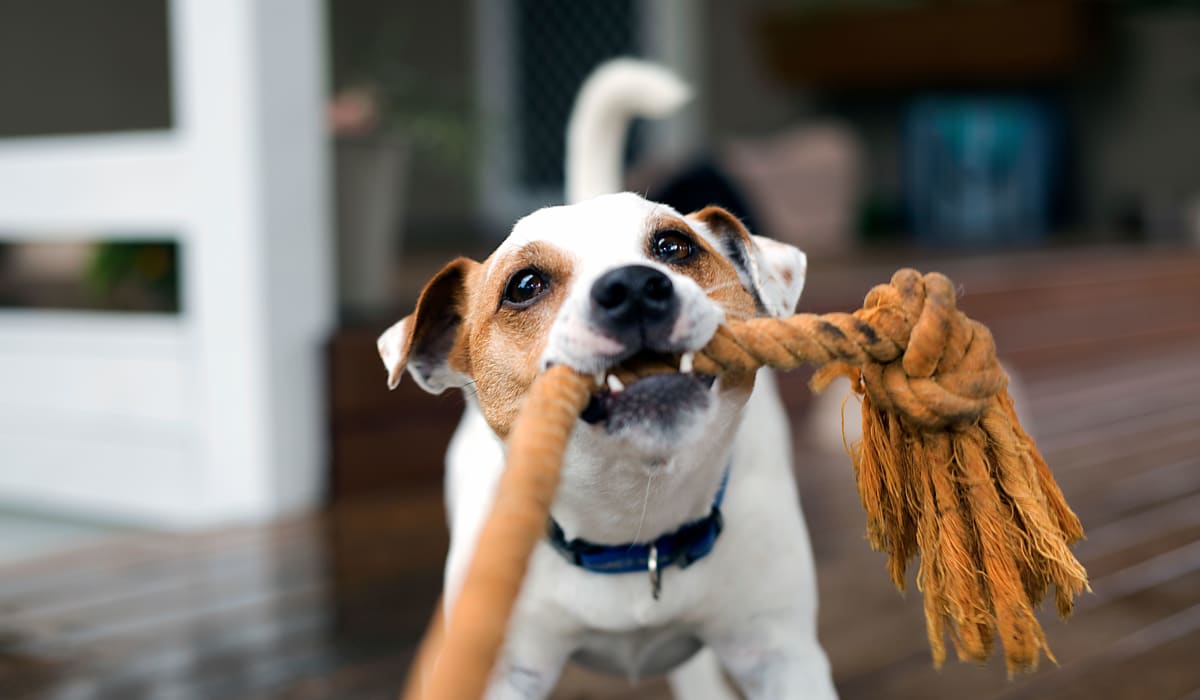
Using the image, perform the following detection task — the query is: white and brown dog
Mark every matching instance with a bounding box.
[378,61,838,699]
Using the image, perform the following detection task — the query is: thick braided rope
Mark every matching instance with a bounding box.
[421,365,594,700]
[694,268,1007,429]
[412,269,1086,699]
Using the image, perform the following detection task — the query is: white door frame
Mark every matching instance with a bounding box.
[0,0,333,528]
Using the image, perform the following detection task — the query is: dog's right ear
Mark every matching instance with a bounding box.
[377,257,477,393]
[690,206,807,318]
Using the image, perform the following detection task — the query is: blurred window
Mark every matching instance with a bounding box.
[0,239,180,314]
[514,0,639,190]
[0,0,171,138]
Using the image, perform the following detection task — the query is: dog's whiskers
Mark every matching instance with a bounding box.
[703,280,742,296]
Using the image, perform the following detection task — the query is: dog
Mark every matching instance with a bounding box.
[378,60,838,699]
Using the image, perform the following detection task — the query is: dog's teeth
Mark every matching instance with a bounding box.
[680,352,695,374]
[593,371,606,386]
[606,374,625,393]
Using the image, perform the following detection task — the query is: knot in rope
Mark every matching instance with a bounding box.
[857,269,1008,429]
[695,268,1008,430]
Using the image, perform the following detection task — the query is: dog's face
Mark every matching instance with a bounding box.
[378,193,806,461]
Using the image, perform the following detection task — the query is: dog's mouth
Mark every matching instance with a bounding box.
[580,351,717,429]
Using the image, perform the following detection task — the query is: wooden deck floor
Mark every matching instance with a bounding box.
[2,246,1199,699]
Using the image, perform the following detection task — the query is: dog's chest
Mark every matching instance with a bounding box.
[571,624,704,678]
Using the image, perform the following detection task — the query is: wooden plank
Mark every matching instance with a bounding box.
[0,132,185,231]
[992,601,1200,700]
[0,310,186,426]
[756,0,1089,89]
[328,328,466,496]
[0,312,195,520]
[832,564,1200,699]
[0,434,197,524]
[0,495,448,699]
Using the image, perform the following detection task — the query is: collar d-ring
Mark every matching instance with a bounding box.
[648,544,662,600]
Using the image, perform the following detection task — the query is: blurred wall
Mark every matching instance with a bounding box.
[694,2,1200,241]
[1075,9,1200,237]
[700,0,803,137]
[332,1,1199,251]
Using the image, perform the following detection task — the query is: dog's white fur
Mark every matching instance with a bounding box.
[380,61,836,699]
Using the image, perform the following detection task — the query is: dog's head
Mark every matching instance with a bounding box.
[378,192,805,460]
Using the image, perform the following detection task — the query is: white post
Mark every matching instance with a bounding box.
[172,0,333,523]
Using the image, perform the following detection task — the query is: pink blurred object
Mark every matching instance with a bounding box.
[328,86,380,137]
[724,124,862,258]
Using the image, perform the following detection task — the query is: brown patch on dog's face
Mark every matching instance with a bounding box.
[645,214,758,321]
[644,213,758,394]
[461,241,577,437]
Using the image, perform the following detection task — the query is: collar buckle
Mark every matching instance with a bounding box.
[648,544,662,600]
[544,461,733,596]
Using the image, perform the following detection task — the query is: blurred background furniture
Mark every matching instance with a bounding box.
[334,137,410,314]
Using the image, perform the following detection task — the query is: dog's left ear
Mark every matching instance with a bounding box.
[690,206,807,317]
[377,257,477,393]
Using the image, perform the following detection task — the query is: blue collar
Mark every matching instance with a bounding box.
[546,466,730,597]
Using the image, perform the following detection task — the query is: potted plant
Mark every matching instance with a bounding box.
[328,37,473,315]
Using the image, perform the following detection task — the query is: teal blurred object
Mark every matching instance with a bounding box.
[904,96,1059,246]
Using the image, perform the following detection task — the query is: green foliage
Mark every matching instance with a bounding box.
[86,241,179,312]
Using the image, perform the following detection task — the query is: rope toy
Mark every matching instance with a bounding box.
[405,269,1088,699]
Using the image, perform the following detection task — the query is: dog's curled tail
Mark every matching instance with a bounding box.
[565,58,691,204]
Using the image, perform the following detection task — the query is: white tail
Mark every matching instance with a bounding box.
[565,59,691,204]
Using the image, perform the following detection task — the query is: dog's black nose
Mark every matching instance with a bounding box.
[591,265,677,335]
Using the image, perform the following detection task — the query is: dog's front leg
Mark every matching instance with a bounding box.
[483,608,576,700]
[485,658,561,700]
[707,611,838,700]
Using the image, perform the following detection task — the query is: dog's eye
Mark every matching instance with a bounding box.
[651,230,696,264]
[502,268,549,308]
